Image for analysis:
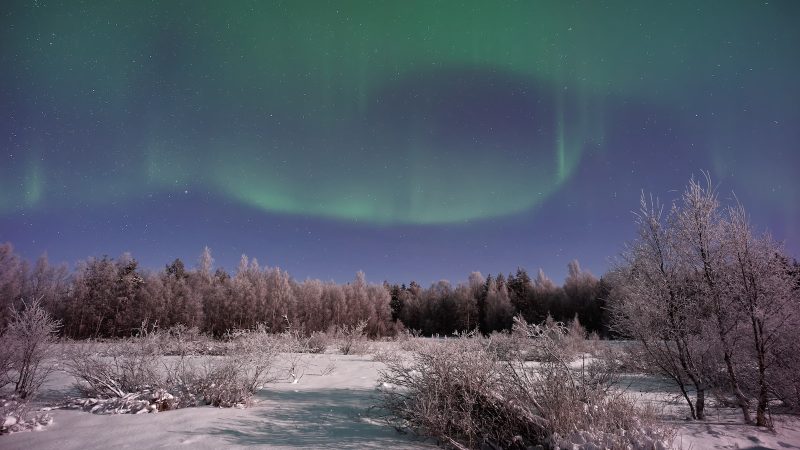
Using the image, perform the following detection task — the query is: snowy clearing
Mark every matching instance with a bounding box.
[3,350,435,449]
[3,342,800,449]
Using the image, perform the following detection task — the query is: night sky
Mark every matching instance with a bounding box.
[1,1,798,285]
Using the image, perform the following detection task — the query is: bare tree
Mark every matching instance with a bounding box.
[726,203,798,426]
[673,176,752,423]
[610,192,714,419]
[612,176,800,426]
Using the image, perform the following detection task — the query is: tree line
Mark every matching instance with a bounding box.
[0,243,610,339]
[387,261,608,337]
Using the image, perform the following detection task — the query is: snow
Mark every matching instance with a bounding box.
[3,351,435,449]
[672,413,800,450]
[617,372,800,449]
[3,343,800,449]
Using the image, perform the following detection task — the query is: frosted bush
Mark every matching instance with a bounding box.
[396,328,432,353]
[379,319,673,449]
[486,330,525,361]
[64,327,281,413]
[67,389,179,414]
[336,320,370,355]
[379,334,546,448]
[303,331,329,354]
[1,299,61,400]
[66,337,161,398]
[156,325,224,356]
[277,324,330,354]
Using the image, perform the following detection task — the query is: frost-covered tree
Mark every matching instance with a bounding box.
[67,256,119,338]
[203,268,235,336]
[483,276,514,333]
[611,191,715,420]
[22,254,69,321]
[231,255,260,329]
[198,246,214,278]
[612,175,800,424]
[534,268,556,291]
[324,282,348,329]
[462,272,485,331]
[670,177,752,423]
[527,269,563,324]
[365,282,393,336]
[0,243,24,330]
[725,203,799,426]
[344,271,370,327]
[563,260,600,329]
[454,283,478,331]
[294,278,325,332]
[163,259,189,325]
[265,267,295,331]
[506,268,532,317]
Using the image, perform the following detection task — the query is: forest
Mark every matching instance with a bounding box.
[0,242,608,340]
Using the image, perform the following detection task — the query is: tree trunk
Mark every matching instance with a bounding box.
[756,347,770,427]
[714,303,752,425]
[723,349,752,424]
[696,387,706,420]
[676,337,705,420]
[678,381,697,420]
[751,315,770,427]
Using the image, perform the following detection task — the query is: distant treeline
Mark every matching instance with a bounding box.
[388,262,608,337]
[0,242,610,338]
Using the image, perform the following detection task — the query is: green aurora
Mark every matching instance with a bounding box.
[1,1,798,225]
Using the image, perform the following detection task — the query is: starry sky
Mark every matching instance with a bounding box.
[1,1,798,284]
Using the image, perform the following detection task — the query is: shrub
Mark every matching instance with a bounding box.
[65,326,281,412]
[564,314,589,355]
[506,321,670,448]
[379,333,546,448]
[303,331,330,354]
[65,336,161,399]
[193,327,282,407]
[486,329,528,361]
[279,323,330,354]
[156,324,223,356]
[1,299,61,400]
[379,320,673,449]
[396,328,430,353]
[336,320,370,355]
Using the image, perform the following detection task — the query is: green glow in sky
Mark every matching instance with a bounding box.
[1,1,796,225]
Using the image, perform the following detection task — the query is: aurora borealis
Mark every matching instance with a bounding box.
[1,1,798,283]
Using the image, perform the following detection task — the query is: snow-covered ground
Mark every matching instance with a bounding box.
[616,373,800,449]
[3,351,435,449]
[3,342,800,449]
[673,415,800,450]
